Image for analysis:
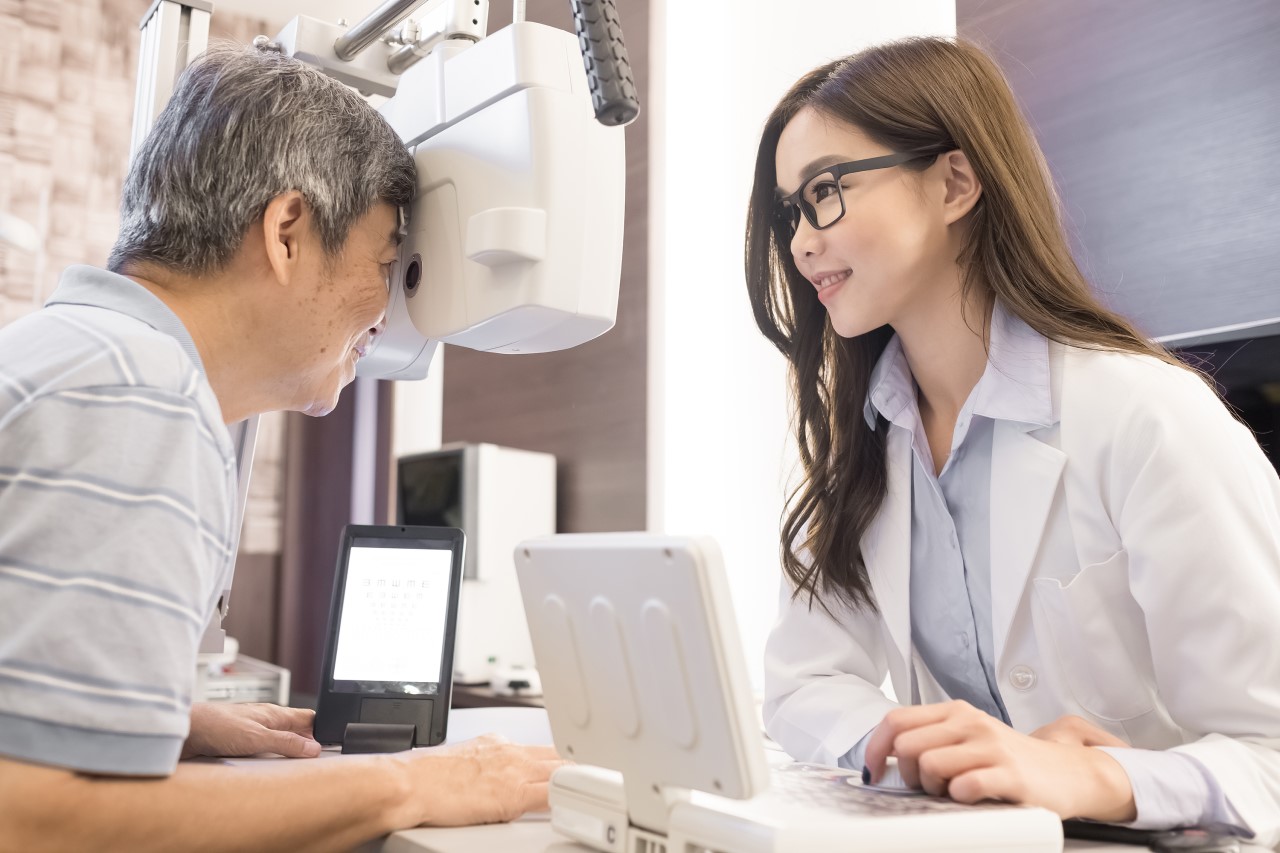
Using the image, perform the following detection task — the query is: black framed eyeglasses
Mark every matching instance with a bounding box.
[776,152,929,235]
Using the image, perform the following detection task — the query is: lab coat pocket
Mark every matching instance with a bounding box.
[1032,550,1158,721]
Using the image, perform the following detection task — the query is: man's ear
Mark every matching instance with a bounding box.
[261,191,309,286]
[940,149,982,226]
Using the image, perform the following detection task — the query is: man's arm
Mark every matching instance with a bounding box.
[0,735,561,853]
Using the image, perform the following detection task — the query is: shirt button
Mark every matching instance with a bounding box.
[1009,665,1037,691]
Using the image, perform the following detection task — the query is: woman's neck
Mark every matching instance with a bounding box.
[895,291,993,425]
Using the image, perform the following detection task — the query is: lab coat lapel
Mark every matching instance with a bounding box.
[863,426,913,687]
[990,420,1066,664]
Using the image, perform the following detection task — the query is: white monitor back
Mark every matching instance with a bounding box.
[515,533,769,833]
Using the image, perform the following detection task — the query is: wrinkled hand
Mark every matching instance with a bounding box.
[182,702,321,760]
[401,734,567,826]
[864,700,1136,822]
[1031,714,1128,749]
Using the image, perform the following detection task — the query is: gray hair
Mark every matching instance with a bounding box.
[108,41,415,275]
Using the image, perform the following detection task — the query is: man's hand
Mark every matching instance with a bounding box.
[397,734,567,826]
[864,700,1136,822]
[182,702,322,760]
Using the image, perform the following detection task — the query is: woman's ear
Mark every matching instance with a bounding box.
[940,150,983,226]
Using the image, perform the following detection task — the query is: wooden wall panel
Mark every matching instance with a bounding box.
[440,0,650,534]
[957,0,1280,340]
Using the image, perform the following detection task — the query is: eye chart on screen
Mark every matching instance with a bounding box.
[332,544,453,684]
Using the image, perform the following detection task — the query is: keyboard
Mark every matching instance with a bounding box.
[769,763,1012,817]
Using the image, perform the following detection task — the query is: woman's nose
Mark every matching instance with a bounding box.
[790,216,823,259]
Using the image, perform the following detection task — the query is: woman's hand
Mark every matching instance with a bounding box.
[1030,714,1128,749]
[863,700,1136,822]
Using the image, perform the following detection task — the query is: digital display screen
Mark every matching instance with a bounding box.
[331,540,454,690]
[399,454,463,528]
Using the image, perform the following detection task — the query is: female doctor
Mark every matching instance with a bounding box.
[747,37,1280,843]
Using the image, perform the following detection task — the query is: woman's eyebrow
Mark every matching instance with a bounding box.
[777,154,851,193]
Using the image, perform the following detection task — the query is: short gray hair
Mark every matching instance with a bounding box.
[109,41,415,275]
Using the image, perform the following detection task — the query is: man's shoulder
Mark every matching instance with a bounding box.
[0,301,198,399]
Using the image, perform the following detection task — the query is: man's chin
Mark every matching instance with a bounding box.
[299,395,340,418]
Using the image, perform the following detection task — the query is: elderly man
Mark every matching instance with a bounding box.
[0,43,560,850]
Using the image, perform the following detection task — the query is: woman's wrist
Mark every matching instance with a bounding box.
[1077,746,1138,823]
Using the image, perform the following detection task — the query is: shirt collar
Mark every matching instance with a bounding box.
[44,265,209,380]
[863,301,1055,431]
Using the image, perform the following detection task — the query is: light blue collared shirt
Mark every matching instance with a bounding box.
[840,303,1241,832]
[862,303,1055,725]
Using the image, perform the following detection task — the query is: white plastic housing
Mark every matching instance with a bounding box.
[280,14,625,378]
[515,533,770,835]
[384,22,625,355]
[454,443,555,681]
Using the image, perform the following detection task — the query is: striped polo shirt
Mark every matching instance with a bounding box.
[0,265,236,776]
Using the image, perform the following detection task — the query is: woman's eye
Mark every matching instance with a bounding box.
[816,182,841,202]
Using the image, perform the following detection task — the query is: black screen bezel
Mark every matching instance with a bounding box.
[313,524,464,747]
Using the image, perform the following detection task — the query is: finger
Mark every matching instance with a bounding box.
[285,708,317,736]
[264,705,316,735]
[946,766,1015,805]
[519,780,551,814]
[891,722,967,763]
[530,757,570,779]
[863,704,955,782]
[915,743,995,798]
[518,745,562,761]
[262,729,323,758]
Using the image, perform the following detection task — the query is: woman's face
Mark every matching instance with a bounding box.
[775,107,961,339]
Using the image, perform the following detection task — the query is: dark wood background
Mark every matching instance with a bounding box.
[440,0,650,535]
[958,0,1280,341]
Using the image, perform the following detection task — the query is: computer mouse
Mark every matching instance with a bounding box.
[860,756,923,795]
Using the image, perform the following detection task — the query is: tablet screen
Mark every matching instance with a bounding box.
[330,537,456,693]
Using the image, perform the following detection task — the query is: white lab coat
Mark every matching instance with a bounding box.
[763,341,1280,844]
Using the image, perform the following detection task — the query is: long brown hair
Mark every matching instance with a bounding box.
[746,37,1187,613]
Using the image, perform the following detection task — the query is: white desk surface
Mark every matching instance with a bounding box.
[372,819,1160,853]
[282,708,1268,853]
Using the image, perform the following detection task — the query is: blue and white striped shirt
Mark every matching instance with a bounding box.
[0,265,236,776]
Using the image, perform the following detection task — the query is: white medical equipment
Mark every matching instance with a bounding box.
[515,533,1064,853]
[129,0,638,653]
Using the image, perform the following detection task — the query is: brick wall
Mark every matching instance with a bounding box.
[1,1,287,661]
